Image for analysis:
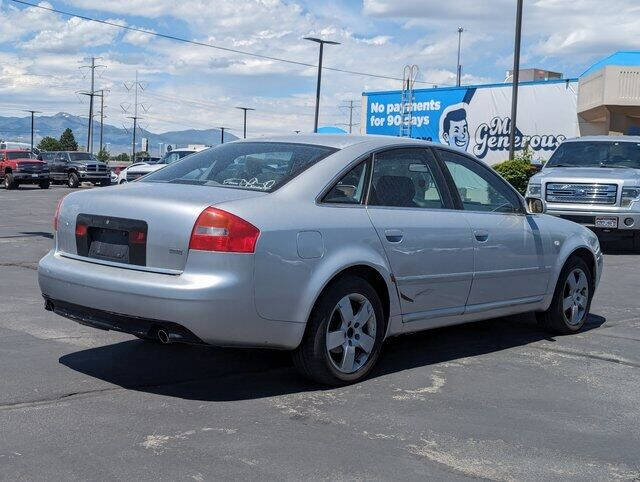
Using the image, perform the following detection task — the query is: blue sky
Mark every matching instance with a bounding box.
[1,0,639,137]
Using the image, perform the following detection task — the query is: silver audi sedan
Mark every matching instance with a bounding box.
[39,135,603,385]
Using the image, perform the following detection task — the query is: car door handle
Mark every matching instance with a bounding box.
[474,230,489,242]
[384,229,403,243]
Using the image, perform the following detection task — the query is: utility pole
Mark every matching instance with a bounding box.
[508,0,524,160]
[218,127,227,144]
[235,107,254,139]
[23,110,40,152]
[79,56,105,154]
[456,27,464,87]
[339,100,360,133]
[95,89,108,154]
[304,37,340,133]
[123,71,147,161]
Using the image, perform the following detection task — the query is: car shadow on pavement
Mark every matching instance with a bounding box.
[59,312,606,402]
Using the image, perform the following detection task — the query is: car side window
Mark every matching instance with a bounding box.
[369,148,444,209]
[323,161,369,204]
[438,149,519,213]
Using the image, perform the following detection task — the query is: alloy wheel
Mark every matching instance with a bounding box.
[562,268,589,325]
[325,293,377,374]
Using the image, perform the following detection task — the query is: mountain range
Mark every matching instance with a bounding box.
[0,112,237,154]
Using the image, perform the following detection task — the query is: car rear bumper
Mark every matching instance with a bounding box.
[38,250,305,349]
[13,172,49,182]
[78,172,109,183]
[548,209,640,231]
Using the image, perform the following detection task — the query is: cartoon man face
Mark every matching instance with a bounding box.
[442,108,470,151]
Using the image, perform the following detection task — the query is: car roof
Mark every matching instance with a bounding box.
[234,134,434,150]
[563,136,640,143]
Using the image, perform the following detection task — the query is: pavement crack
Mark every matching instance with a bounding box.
[0,262,37,271]
[533,345,640,369]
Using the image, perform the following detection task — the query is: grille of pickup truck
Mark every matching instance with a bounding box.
[546,183,618,205]
[17,162,44,172]
[85,164,107,172]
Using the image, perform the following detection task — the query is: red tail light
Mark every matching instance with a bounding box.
[189,207,260,253]
[53,196,66,232]
[75,223,88,237]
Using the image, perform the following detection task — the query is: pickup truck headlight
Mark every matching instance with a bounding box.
[526,183,541,197]
[621,187,640,207]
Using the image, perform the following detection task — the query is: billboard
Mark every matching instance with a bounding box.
[362,79,579,164]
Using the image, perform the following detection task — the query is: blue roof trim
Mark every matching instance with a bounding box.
[580,51,640,78]
[362,77,578,97]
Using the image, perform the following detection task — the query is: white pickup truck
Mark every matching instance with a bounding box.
[527,136,640,250]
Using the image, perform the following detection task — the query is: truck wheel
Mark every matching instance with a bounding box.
[537,256,593,335]
[67,172,79,188]
[39,180,50,189]
[293,276,385,386]
[4,173,16,190]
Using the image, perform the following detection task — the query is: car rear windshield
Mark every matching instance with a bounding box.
[6,151,34,160]
[547,141,640,169]
[142,142,337,192]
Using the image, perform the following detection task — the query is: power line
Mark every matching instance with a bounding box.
[10,0,442,86]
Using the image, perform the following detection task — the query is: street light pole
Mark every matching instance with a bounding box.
[235,107,255,139]
[456,27,464,87]
[218,127,227,144]
[23,110,40,153]
[508,0,524,160]
[304,37,340,133]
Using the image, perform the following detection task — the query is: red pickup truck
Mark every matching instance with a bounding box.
[0,149,50,190]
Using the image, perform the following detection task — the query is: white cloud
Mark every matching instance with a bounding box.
[21,16,124,52]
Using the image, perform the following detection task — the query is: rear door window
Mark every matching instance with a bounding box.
[369,148,445,209]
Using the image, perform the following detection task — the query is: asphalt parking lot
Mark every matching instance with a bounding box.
[1,185,639,480]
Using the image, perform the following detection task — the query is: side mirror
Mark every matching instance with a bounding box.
[525,197,547,214]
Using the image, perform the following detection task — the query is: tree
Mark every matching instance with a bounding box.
[135,151,149,160]
[59,128,78,151]
[113,153,130,163]
[96,148,110,162]
[37,136,61,151]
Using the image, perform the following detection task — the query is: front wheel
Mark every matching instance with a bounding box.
[4,173,16,190]
[537,256,593,334]
[293,276,385,385]
[67,172,79,188]
[39,180,50,189]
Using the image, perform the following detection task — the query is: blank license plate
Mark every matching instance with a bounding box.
[31,174,38,178]
[595,216,618,228]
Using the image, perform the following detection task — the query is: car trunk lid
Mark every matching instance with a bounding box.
[56,182,266,272]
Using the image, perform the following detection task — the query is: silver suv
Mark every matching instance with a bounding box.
[527,136,640,250]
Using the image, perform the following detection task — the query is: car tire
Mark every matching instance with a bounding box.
[537,256,593,335]
[39,180,50,189]
[67,172,79,188]
[4,173,16,190]
[293,276,385,386]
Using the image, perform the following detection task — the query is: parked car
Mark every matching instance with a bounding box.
[39,135,602,385]
[123,148,198,182]
[1,149,50,189]
[527,136,640,250]
[42,151,110,188]
[115,161,151,184]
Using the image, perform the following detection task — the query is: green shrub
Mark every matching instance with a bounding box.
[493,159,536,195]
